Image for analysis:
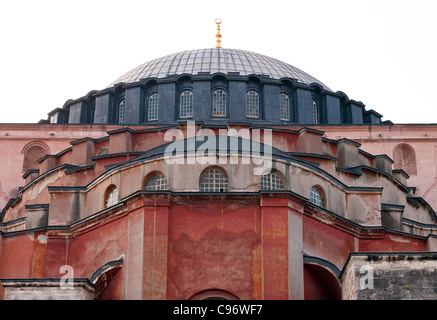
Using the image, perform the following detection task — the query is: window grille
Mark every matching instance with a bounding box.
[144,174,168,191]
[105,187,119,208]
[246,90,259,118]
[119,100,126,124]
[148,93,159,121]
[180,90,193,118]
[212,89,226,117]
[312,99,318,124]
[260,172,285,191]
[310,186,326,208]
[200,168,229,192]
[280,93,290,121]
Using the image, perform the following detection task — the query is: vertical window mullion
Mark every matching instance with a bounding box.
[180,90,193,118]
[200,168,229,192]
[312,99,318,124]
[280,93,290,121]
[119,100,126,124]
[148,93,159,121]
[213,89,226,117]
[144,174,168,190]
[246,90,259,118]
[260,173,284,191]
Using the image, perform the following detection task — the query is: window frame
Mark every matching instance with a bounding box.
[212,88,227,117]
[179,90,193,118]
[260,172,285,191]
[199,167,229,192]
[280,92,290,121]
[312,99,318,125]
[104,185,119,209]
[246,90,260,118]
[143,172,168,191]
[147,92,159,121]
[118,99,126,124]
[310,185,326,208]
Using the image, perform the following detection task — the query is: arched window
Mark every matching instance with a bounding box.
[148,93,159,121]
[212,89,226,117]
[260,172,285,191]
[280,93,290,121]
[104,185,119,208]
[310,186,326,208]
[246,90,259,118]
[200,167,229,192]
[144,173,168,191]
[312,99,318,124]
[119,100,126,124]
[180,90,193,118]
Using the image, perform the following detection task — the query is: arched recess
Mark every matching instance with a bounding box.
[21,141,50,174]
[260,169,287,191]
[143,171,168,190]
[144,79,159,122]
[393,143,417,175]
[303,255,342,300]
[246,76,263,119]
[177,75,194,119]
[189,289,240,300]
[90,258,124,300]
[310,83,325,124]
[211,74,229,118]
[279,79,296,122]
[310,185,326,209]
[199,166,229,192]
[104,184,119,209]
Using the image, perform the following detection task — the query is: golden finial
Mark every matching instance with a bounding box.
[215,18,222,48]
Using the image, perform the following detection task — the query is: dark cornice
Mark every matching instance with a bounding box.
[339,252,437,279]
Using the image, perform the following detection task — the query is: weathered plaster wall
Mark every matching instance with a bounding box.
[342,254,437,300]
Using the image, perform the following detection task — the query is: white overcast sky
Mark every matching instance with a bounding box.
[0,0,436,124]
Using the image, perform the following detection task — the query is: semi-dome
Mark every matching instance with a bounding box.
[108,48,331,91]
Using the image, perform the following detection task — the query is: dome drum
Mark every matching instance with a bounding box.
[43,49,385,126]
[48,72,382,126]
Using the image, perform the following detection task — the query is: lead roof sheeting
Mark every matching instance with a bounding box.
[108,48,331,91]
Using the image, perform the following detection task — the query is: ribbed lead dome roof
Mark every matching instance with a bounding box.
[108,48,331,91]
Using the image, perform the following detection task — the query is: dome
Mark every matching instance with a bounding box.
[108,48,331,91]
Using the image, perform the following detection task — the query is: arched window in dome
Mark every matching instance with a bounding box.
[180,90,193,118]
[104,185,119,208]
[148,93,159,121]
[144,173,168,191]
[312,99,318,124]
[280,93,290,121]
[212,89,226,117]
[118,99,126,124]
[260,172,285,191]
[246,90,259,118]
[310,186,326,208]
[200,167,229,192]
